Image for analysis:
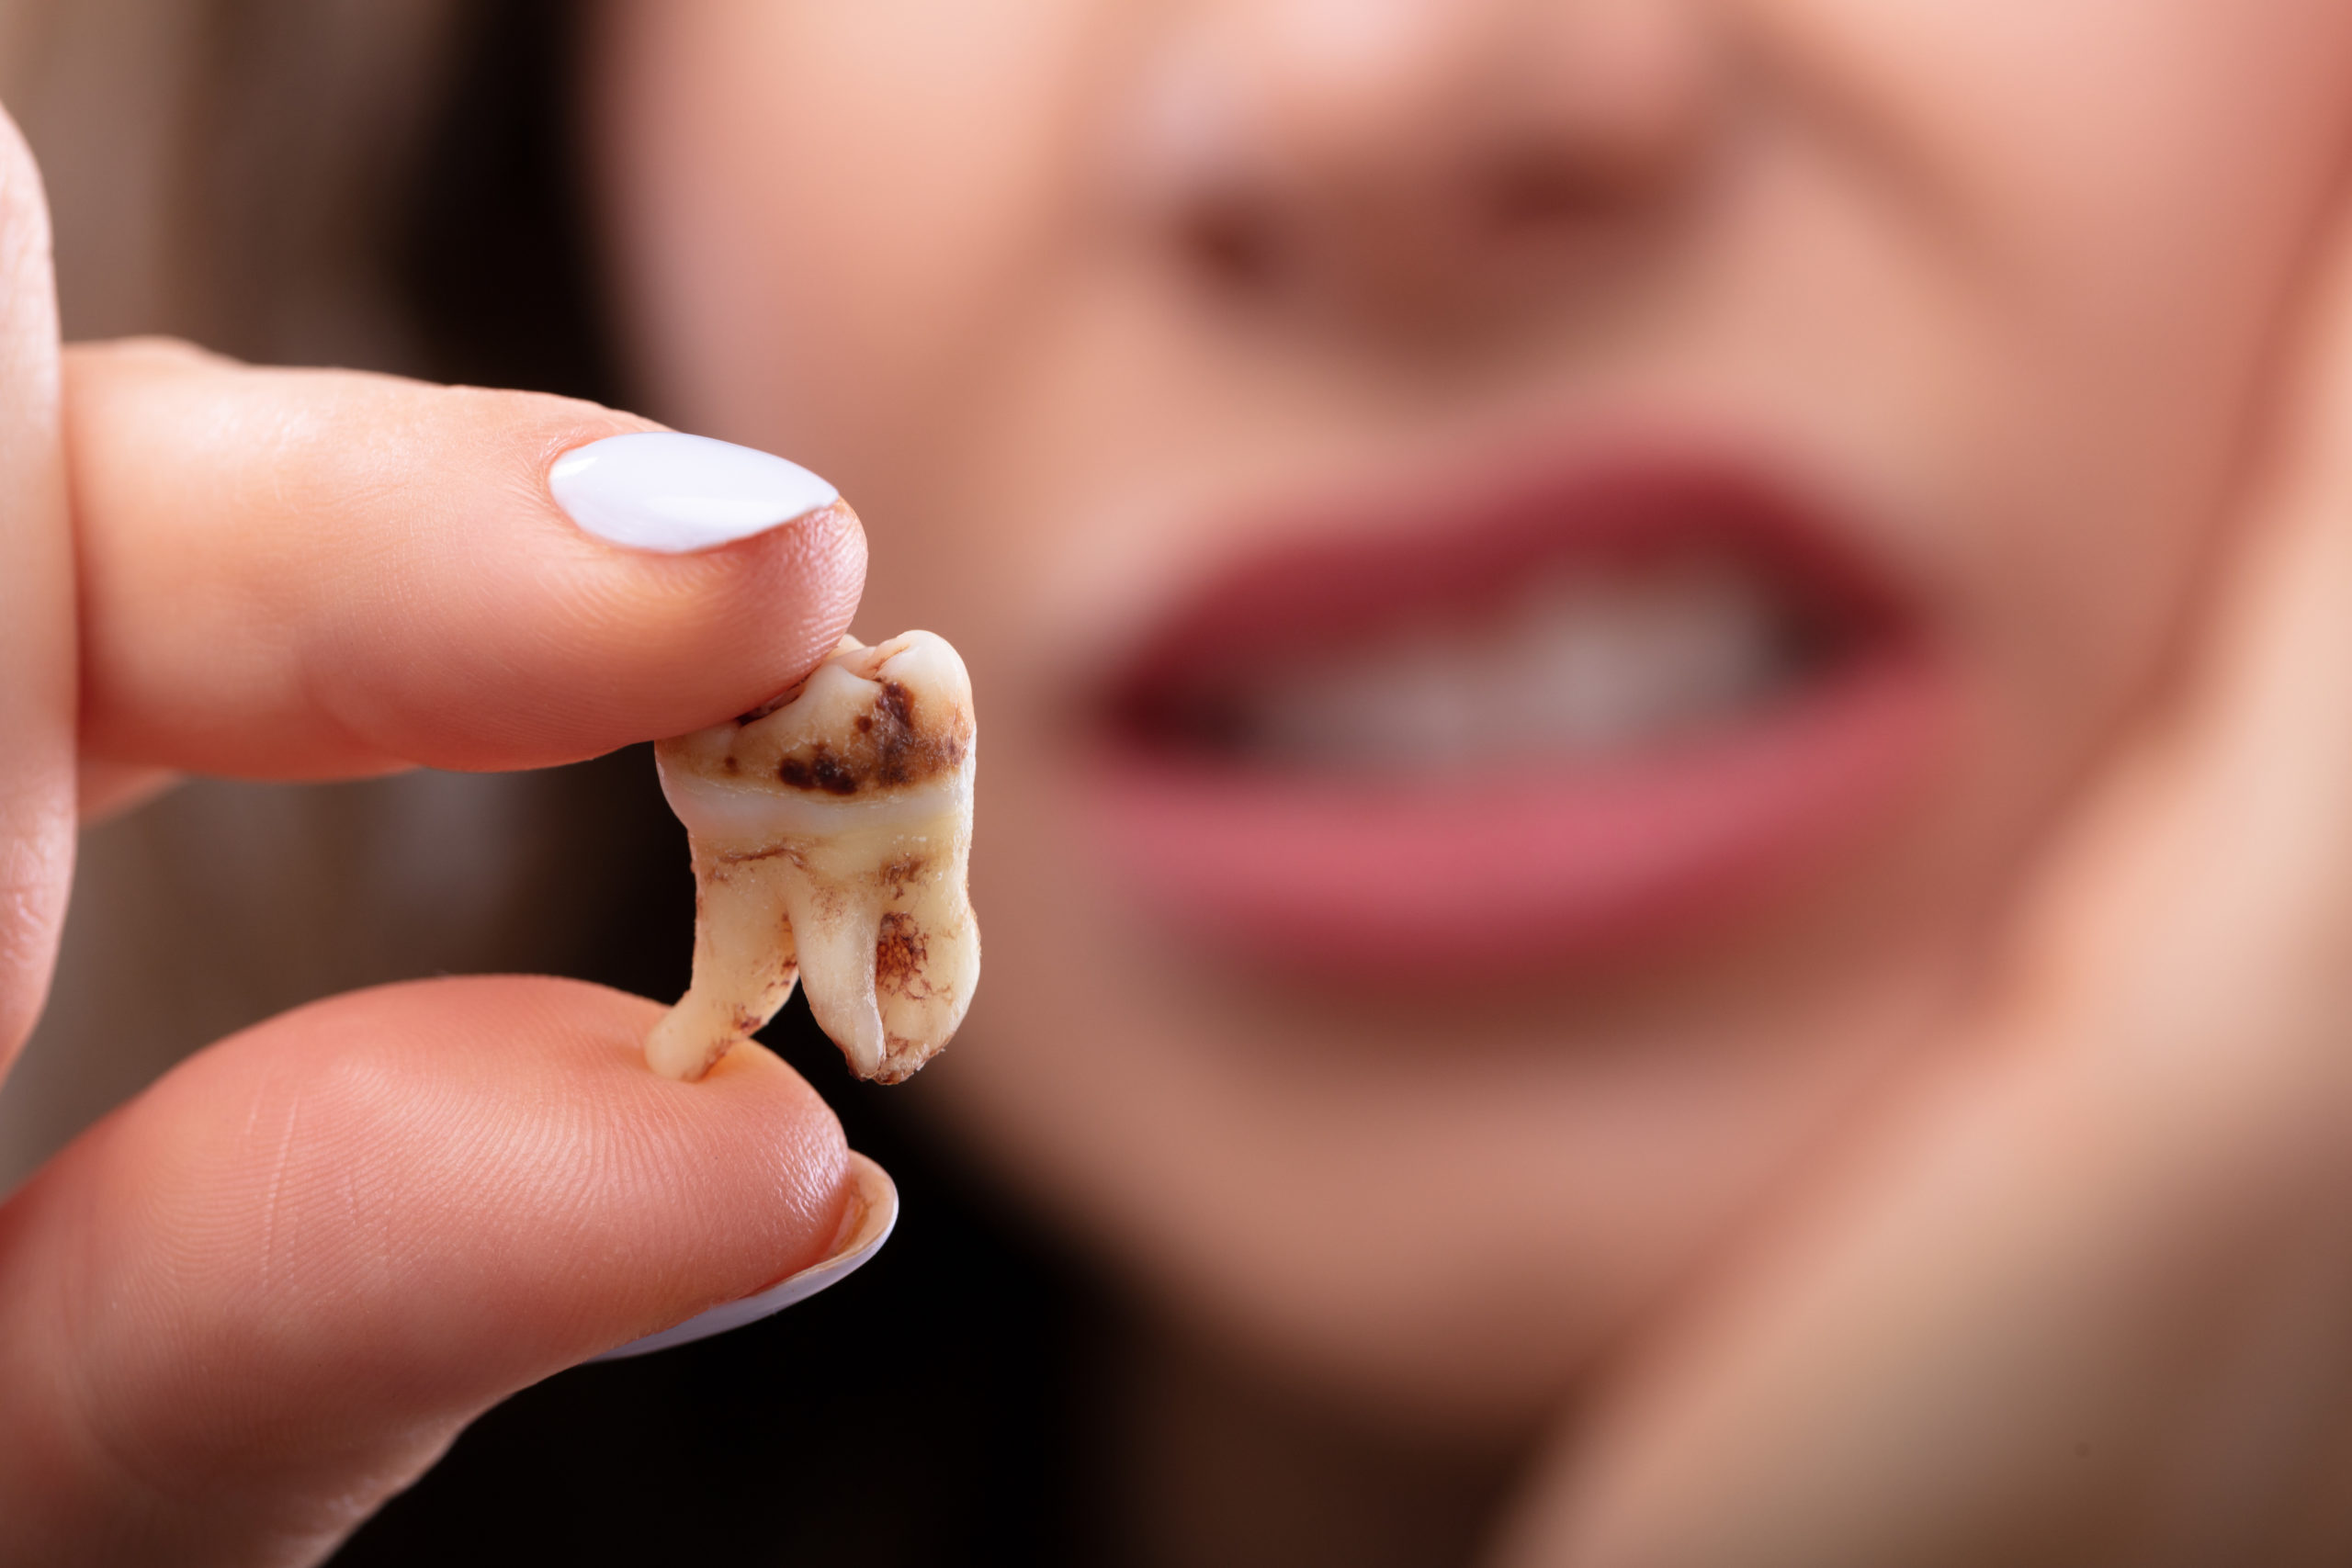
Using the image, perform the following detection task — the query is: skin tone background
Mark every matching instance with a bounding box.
[8,0,2352,1562]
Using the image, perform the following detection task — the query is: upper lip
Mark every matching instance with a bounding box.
[1093,437,1925,759]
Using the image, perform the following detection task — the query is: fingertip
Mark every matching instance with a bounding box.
[67,355,872,776]
[0,976,854,1551]
[534,491,870,749]
[0,100,44,220]
[593,1149,898,1360]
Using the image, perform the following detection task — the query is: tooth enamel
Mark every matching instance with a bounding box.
[647,630,979,1084]
[1247,558,1791,766]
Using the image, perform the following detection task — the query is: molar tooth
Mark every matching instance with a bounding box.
[649,629,979,1083]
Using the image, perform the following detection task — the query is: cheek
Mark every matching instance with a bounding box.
[593,0,1116,502]
[1759,0,2352,670]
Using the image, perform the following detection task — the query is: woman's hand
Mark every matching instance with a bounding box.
[1501,208,2352,1563]
[0,115,871,1566]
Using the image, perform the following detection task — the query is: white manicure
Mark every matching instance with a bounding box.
[590,1151,898,1361]
[550,432,841,554]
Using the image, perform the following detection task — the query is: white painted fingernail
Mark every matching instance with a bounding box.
[549,432,841,554]
[591,1151,897,1361]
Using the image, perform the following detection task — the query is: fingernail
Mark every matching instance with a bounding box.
[590,1151,897,1361]
[549,432,841,554]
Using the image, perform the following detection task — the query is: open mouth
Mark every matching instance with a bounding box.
[1084,454,1953,982]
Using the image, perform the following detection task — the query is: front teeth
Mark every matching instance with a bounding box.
[648,630,979,1084]
[1238,557,1796,769]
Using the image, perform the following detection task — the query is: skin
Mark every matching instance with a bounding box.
[590,0,2352,1562]
[9,3,2352,1564]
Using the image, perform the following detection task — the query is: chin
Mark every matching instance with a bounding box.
[935,747,1971,1434]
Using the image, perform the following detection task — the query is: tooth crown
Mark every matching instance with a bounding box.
[666,632,974,801]
[647,631,980,1083]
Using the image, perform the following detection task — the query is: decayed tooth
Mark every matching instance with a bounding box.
[647,630,978,1084]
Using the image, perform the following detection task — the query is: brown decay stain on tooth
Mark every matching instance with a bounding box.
[719,843,797,866]
[874,911,929,995]
[757,680,970,797]
[875,679,971,783]
[778,745,860,795]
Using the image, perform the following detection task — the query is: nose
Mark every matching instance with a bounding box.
[1125,0,1724,333]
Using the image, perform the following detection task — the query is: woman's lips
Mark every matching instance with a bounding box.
[1082,454,1954,983]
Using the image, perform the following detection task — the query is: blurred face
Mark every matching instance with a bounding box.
[593,1,2352,1426]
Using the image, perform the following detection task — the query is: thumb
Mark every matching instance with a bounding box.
[0,976,855,1568]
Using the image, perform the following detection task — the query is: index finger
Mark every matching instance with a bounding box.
[67,339,868,778]
[0,113,74,1076]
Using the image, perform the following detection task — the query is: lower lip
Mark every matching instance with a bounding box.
[1083,652,1953,984]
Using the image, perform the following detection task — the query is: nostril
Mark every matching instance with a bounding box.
[1181,190,1290,295]
[1481,146,1652,242]
[1487,152,1590,234]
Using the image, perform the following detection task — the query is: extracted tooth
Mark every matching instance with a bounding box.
[647,630,978,1083]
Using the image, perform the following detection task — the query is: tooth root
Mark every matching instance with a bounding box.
[870,862,979,1083]
[788,883,888,1079]
[646,852,802,1081]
